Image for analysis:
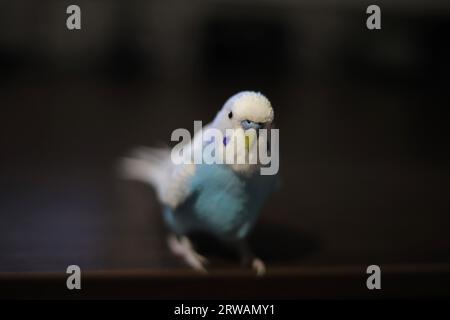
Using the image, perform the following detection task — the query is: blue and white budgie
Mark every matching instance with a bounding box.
[122,91,278,275]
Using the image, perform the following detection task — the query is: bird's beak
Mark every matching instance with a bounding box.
[241,120,264,131]
[241,121,263,151]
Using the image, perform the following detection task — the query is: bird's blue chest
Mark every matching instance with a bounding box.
[164,164,273,240]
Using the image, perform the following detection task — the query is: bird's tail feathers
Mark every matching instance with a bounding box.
[119,146,172,192]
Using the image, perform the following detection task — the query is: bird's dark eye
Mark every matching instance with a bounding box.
[228,112,233,119]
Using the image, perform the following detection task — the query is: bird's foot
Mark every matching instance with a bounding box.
[235,240,266,276]
[251,257,266,276]
[167,234,209,273]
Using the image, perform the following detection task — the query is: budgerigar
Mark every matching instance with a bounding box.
[122,91,279,275]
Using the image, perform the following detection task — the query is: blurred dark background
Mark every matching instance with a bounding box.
[0,0,449,274]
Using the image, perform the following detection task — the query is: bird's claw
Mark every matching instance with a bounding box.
[251,257,266,276]
[167,234,209,273]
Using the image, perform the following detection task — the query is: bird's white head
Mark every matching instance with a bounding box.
[213,91,274,131]
[211,91,275,175]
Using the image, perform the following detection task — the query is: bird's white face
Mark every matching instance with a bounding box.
[212,91,275,174]
[224,92,274,132]
[213,91,274,136]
